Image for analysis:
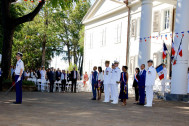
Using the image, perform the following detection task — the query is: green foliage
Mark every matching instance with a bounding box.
[67,63,78,72]
[22,80,35,86]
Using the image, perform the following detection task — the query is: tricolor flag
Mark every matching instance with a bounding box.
[165,34,167,40]
[173,60,177,65]
[144,37,147,42]
[161,35,163,39]
[181,32,184,37]
[170,34,172,38]
[178,43,183,57]
[171,40,176,56]
[156,65,164,80]
[140,38,142,42]
[163,43,168,59]
[175,33,179,38]
[156,36,158,40]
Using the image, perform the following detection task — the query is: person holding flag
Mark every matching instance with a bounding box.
[14,52,24,104]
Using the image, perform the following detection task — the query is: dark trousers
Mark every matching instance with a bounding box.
[50,80,54,92]
[139,86,145,104]
[134,87,139,101]
[61,80,66,91]
[92,84,97,99]
[15,75,22,103]
[71,79,77,93]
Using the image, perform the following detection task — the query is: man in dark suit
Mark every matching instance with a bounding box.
[71,67,78,93]
[56,68,61,81]
[48,68,55,93]
[138,64,146,105]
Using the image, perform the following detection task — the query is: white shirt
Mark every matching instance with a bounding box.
[110,67,121,84]
[103,67,112,85]
[145,66,156,86]
[15,59,24,75]
[25,72,30,77]
[61,73,67,80]
[98,72,104,82]
[40,70,46,79]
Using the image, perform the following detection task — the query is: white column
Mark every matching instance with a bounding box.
[138,0,153,67]
[171,0,189,94]
[138,0,153,66]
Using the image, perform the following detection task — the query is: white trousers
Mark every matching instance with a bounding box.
[110,84,114,100]
[41,78,46,91]
[146,86,154,106]
[104,84,110,102]
[112,84,118,103]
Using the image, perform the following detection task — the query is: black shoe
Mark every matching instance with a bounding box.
[13,102,21,104]
[137,103,145,105]
[91,98,96,100]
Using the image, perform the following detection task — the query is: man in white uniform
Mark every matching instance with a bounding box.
[161,64,167,95]
[110,64,115,101]
[144,60,156,107]
[14,52,24,104]
[40,66,46,92]
[111,61,121,104]
[103,61,112,102]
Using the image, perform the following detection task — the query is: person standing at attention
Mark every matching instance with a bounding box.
[103,61,112,103]
[91,66,98,100]
[119,66,128,106]
[138,64,146,105]
[71,67,78,93]
[133,68,140,104]
[110,63,115,101]
[161,64,167,95]
[13,52,24,104]
[97,67,103,100]
[40,66,47,92]
[111,61,121,104]
[145,60,156,107]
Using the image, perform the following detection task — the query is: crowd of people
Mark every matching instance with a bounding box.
[88,60,162,107]
[10,65,79,93]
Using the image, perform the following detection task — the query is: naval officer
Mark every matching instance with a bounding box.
[111,60,121,104]
[103,61,112,102]
[144,60,156,107]
[14,52,24,104]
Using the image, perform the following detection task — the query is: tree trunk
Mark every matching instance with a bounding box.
[80,56,83,79]
[73,47,77,65]
[67,44,71,65]
[41,8,48,67]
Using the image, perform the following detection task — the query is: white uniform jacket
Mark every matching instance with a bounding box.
[145,66,156,86]
[104,67,112,85]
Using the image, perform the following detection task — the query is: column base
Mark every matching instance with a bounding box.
[165,93,189,102]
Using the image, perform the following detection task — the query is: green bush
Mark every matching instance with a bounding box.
[22,80,35,86]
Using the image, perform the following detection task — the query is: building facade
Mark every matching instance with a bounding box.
[82,0,189,94]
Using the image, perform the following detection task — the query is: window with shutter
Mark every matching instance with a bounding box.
[164,10,170,30]
[153,11,160,32]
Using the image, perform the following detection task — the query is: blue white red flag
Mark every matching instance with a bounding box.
[171,40,176,56]
[156,65,164,80]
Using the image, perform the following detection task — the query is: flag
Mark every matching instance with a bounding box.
[163,43,168,59]
[140,38,142,42]
[173,60,177,65]
[156,65,164,80]
[165,34,167,40]
[171,40,176,56]
[161,35,163,39]
[170,34,172,38]
[175,33,179,38]
[178,43,183,57]
[144,37,147,42]
[181,32,184,37]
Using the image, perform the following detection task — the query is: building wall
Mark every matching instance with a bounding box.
[83,1,188,82]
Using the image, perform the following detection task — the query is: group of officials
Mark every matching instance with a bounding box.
[91,59,157,107]
[12,52,78,104]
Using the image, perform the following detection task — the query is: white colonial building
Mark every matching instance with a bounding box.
[82,0,189,95]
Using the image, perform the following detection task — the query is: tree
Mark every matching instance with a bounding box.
[1,0,78,81]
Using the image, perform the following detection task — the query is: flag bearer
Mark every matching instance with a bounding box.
[111,61,121,104]
[14,52,24,104]
[103,61,112,102]
[161,64,167,95]
[144,60,156,107]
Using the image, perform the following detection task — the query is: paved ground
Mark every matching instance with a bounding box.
[0,92,189,126]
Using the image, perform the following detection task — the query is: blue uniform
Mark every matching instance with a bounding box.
[92,71,98,99]
[15,59,24,103]
[138,69,146,104]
